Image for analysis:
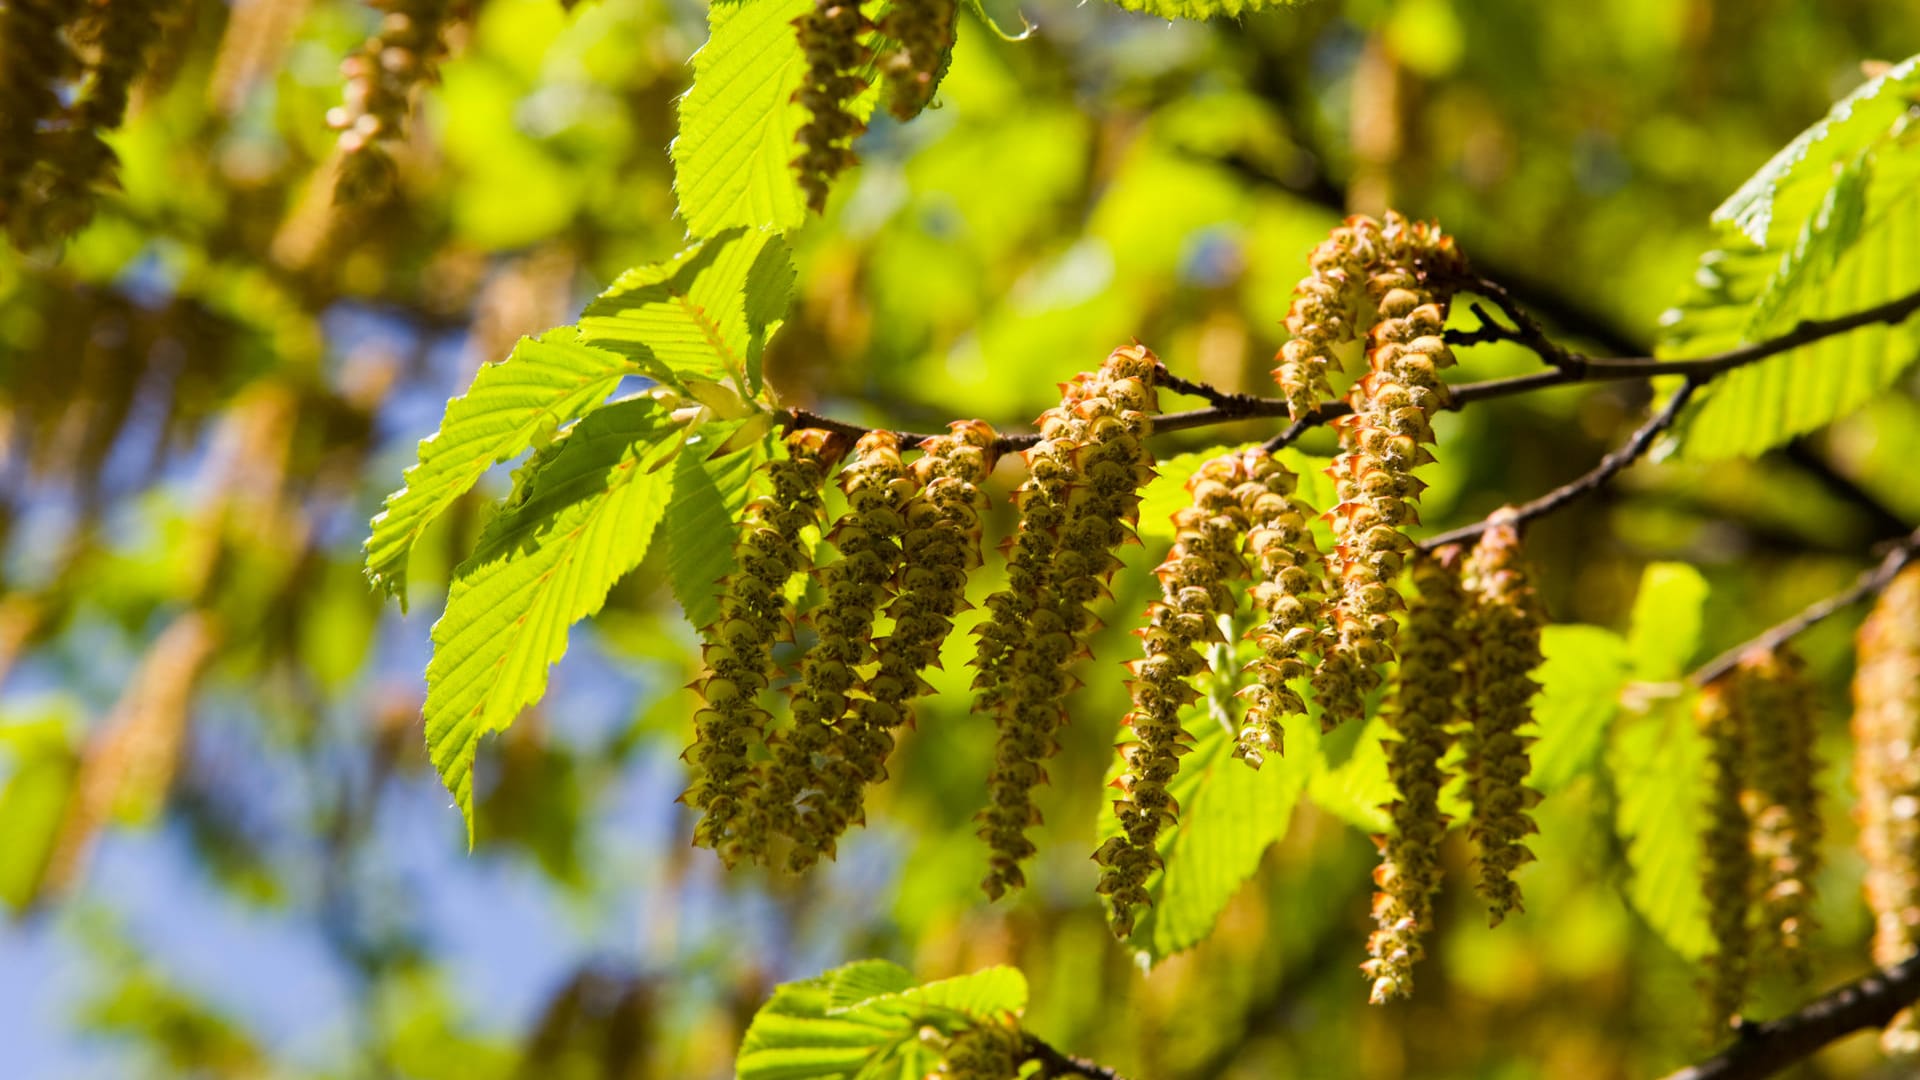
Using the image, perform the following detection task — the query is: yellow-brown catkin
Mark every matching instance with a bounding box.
[1699,679,1755,1034]
[1856,566,1920,1054]
[1315,215,1466,730]
[1740,647,1821,982]
[791,0,870,213]
[1272,220,1372,421]
[1233,448,1326,765]
[1363,545,1465,1004]
[876,0,955,121]
[1094,454,1248,939]
[327,0,454,203]
[761,430,913,871]
[936,1021,1024,1079]
[29,0,168,242]
[684,429,846,867]
[1460,517,1542,927]
[818,421,999,853]
[974,344,1158,899]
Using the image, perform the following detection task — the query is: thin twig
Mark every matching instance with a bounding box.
[1021,1032,1131,1080]
[1662,953,1920,1080]
[1417,377,1701,551]
[1688,524,1920,686]
[782,285,1920,459]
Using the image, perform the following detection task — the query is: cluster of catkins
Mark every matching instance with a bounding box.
[1694,645,1824,1032]
[0,0,169,247]
[327,0,459,203]
[684,421,997,870]
[789,0,959,212]
[932,1021,1025,1079]
[1856,565,1920,1053]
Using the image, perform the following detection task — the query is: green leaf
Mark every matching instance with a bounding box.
[423,397,682,839]
[825,961,918,1014]
[1608,695,1713,961]
[873,967,1027,1022]
[1662,55,1920,460]
[739,962,1021,1080]
[0,713,78,913]
[1625,562,1709,681]
[1103,689,1317,963]
[672,0,883,237]
[1711,55,1920,247]
[363,329,638,607]
[577,228,793,396]
[1103,0,1306,19]
[664,423,772,630]
[1530,624,1631,792]
[1306,715,1394,834]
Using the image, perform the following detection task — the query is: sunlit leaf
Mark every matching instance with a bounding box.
[424,397,681,839]
[664,422,772,629]
[0,711,78,913]
[364,329,637,607]
[739,961,1018,1080]
[1529,624,1631,792]
[1625,562,1710,681]
[1608,694,1713,961]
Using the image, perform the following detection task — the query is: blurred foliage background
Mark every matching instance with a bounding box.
[1,0,1917,1076]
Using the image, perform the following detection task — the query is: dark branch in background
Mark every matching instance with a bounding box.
[1417,376,1701,551]
[1689,524,1920,686]
[1663,953,1920,1080]
[1021,1032,1131,1080]
[1781,438,1915,542]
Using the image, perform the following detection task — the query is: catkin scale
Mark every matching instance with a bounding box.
[1856,565,1920,1053]
[1460,518,1541,927]
[1095,453,1248,939]
[975,345,1158,899]
[1363,545,1464,1003]
[683,428,847,867]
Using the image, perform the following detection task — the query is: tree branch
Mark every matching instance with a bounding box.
[1416,376,1700,551]
[1688,524,1920,686]
[1021,1032,1131,1080]
[1663,953,1920,1080]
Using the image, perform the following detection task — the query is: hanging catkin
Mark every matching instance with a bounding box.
[1460,516,1542,926]
[1698,678,1754,1033]
[1856,565,1920,1054]
[328,0,456,202]
[1740,647,1821,982]
[876,0,956,121]
[791,0,870,213]
[1233,448,1327,766]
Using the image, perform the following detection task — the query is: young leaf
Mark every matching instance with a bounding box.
[1529,624,1630,792]
[1103,697,1317,963]
[738,962,1021,1080]
[1103,0,1306,19]
[423,397,682,840]
[1306,715,1394,834]
[1625,562,1709,681]
[363,329,637,607]
[672,0,882,237]
[577,227,793,396]
[1608,694,1713,962]
[664,422,772,630]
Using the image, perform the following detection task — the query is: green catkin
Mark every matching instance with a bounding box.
[810,423,999,860]
[684,428,846,867]
[1317,213,1466,729]
[975,344,1158,899]
[1233,448,1326,766]
[327,0,454,203]
[935,1021,1024,1079]
[1855,566,1920,1054]
[762,430,914,871]
[1699,678,1754,1034]
[876,0,956,121]
[1461,516,1542,926]
[1094,454,1249,939]
[1740,647,1821,983]
[791,0,869,213]
[1363,545,1465,1004]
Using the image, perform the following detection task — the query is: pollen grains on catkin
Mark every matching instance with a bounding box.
[1317,213,1467,729]
[974,344,1159,900]
[1232,447,1327,766]
[1460,516,1543,927]
[817,421,999,853]
[792,0,870,214]
[327,0,456,203]
[1698,677,1755,1034]
[1094,453,1249,939]
[683,428,848,868]
[759,430,915,872]
[1739,646,1821,982]
[1363,545,1465,1004]
[876,0,956,121]
[1855,565,1920,1054]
